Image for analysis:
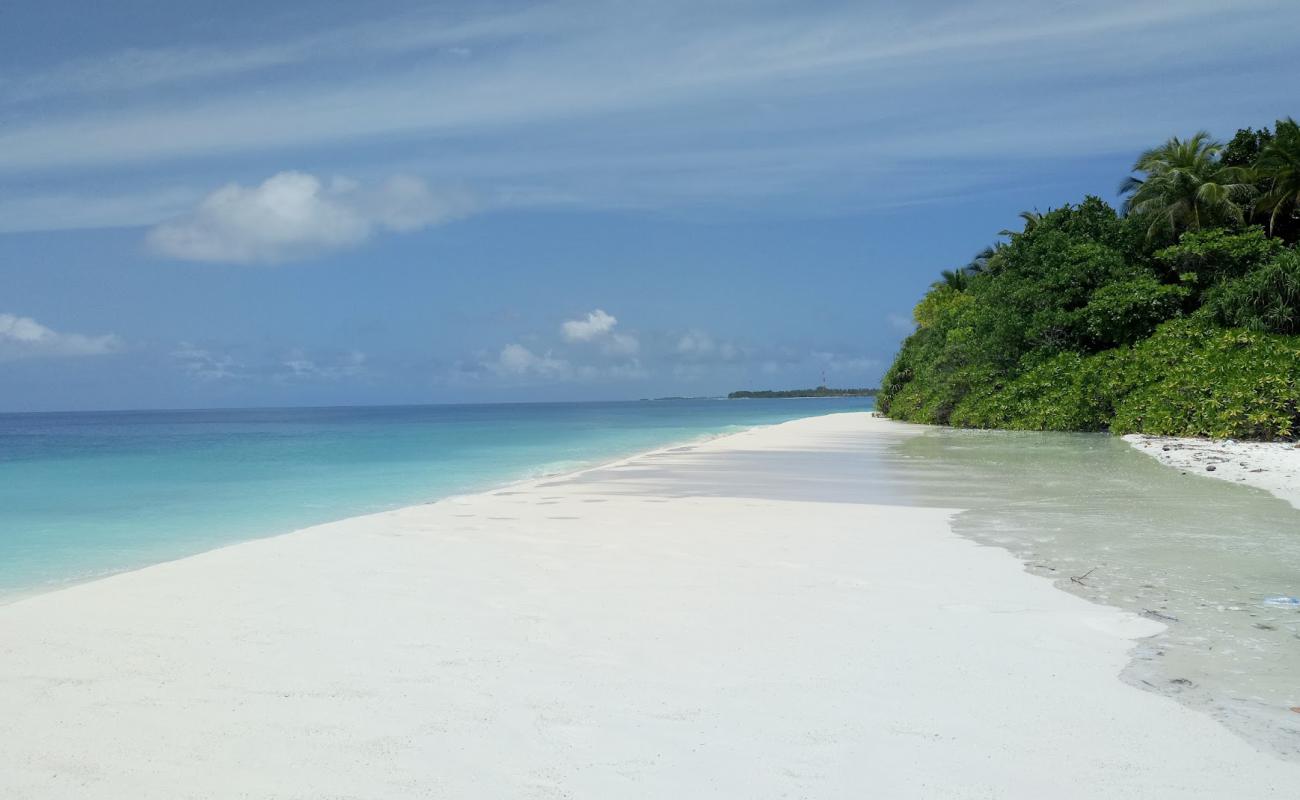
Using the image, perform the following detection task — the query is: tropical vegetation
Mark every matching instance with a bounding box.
[878,118,1300,440]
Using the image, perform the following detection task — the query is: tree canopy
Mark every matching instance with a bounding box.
[878,120,1300,440]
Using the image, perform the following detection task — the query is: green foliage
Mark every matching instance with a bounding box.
[1205,248,1300,334]
[934,268,970,292]
[912,285,970,329]
[1153,226,1281,294]
[949,350,1132,432]
[879,199,1139,423]
[1222,126,1273,168]
[1255,117,1300,240]
[879,123,1300,441]
[877,286,984,424]
[935,320,1300,440]
[1110,320,1300,440]
[1119,132,1255,241]
[1081,275,1189,346]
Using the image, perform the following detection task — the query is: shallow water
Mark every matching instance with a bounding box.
[0,398,871,601]
[569,420,1300,759]
[893,427,1300,760]
[5,404,1296,758]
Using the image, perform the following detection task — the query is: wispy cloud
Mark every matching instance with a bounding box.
[675,330,741,363]
[0,0,1294,234]
[0,5,560,105]
[172,342,244,381]
[173,342,371,382]
[279,349,368,381]
[490,343,572,379]
[147,172,472,264]
[0,313,122,361]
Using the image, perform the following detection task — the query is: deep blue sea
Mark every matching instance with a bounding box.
[0,398,870,601]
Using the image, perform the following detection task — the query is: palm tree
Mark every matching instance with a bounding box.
[1255,117,1300,237]
[964,244,1002,275]
[999,210,1046,237]
[934,268,970,292]
[1119,132,1255,240]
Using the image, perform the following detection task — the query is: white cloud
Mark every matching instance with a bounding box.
[0,0,1290,235]
[602,332,640,356]
[1,1,1273,176]
[146,172,473,264]
[280,349,368,381]
[0,6,557,104]
[172,342,244,381]
[0,313,122,361]
[491,343,571,378]
[675,330,739,362]
[561,309,639,355]
[561,309,618,342]
[172,342,370,382]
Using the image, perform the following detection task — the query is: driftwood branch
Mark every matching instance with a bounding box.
[1069,567,1096,586]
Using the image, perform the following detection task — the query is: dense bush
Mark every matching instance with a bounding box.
[1154,227,1281,296]
[1205,248,1300,334]
[948,350,1131,432]
[891,318,1300,440]
[1080,276,1188,347]
[1110,320,1300,439]
[878,124,1300,440]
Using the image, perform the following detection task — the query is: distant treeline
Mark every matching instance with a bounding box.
[729,387,878,399]
[879,119,1300,440]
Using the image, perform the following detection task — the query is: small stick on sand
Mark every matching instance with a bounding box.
[1070,567,1097,586]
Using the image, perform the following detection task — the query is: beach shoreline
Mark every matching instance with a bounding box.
[2,405,863,606]
[3,412,1299,797]
[1123,433,1300,511]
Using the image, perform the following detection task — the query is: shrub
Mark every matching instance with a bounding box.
[1110,319,1300,439]
[949,349,1132,432]
[1205,248,1300,334]
[1081,275,1189,347]
[1154,227,1281,294]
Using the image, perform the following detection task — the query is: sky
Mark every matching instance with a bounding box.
[1,0,1298,411]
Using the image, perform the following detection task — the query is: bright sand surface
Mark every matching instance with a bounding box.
[1124,432,1300,511]
[3,412,1299,798]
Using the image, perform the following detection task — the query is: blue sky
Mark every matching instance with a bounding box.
[2,0,1298,411]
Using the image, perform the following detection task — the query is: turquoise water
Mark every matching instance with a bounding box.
[0,398,871,601]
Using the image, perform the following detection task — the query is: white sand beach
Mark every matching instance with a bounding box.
[1125,432,1300,511]
[3,412,1299,798]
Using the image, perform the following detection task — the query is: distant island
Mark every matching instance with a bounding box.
[728,387,878,399]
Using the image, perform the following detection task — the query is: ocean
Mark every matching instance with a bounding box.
[0,398,871,601]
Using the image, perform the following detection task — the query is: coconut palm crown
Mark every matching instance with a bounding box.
[1119,132,1255,240]
[1255,117,1300,236]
